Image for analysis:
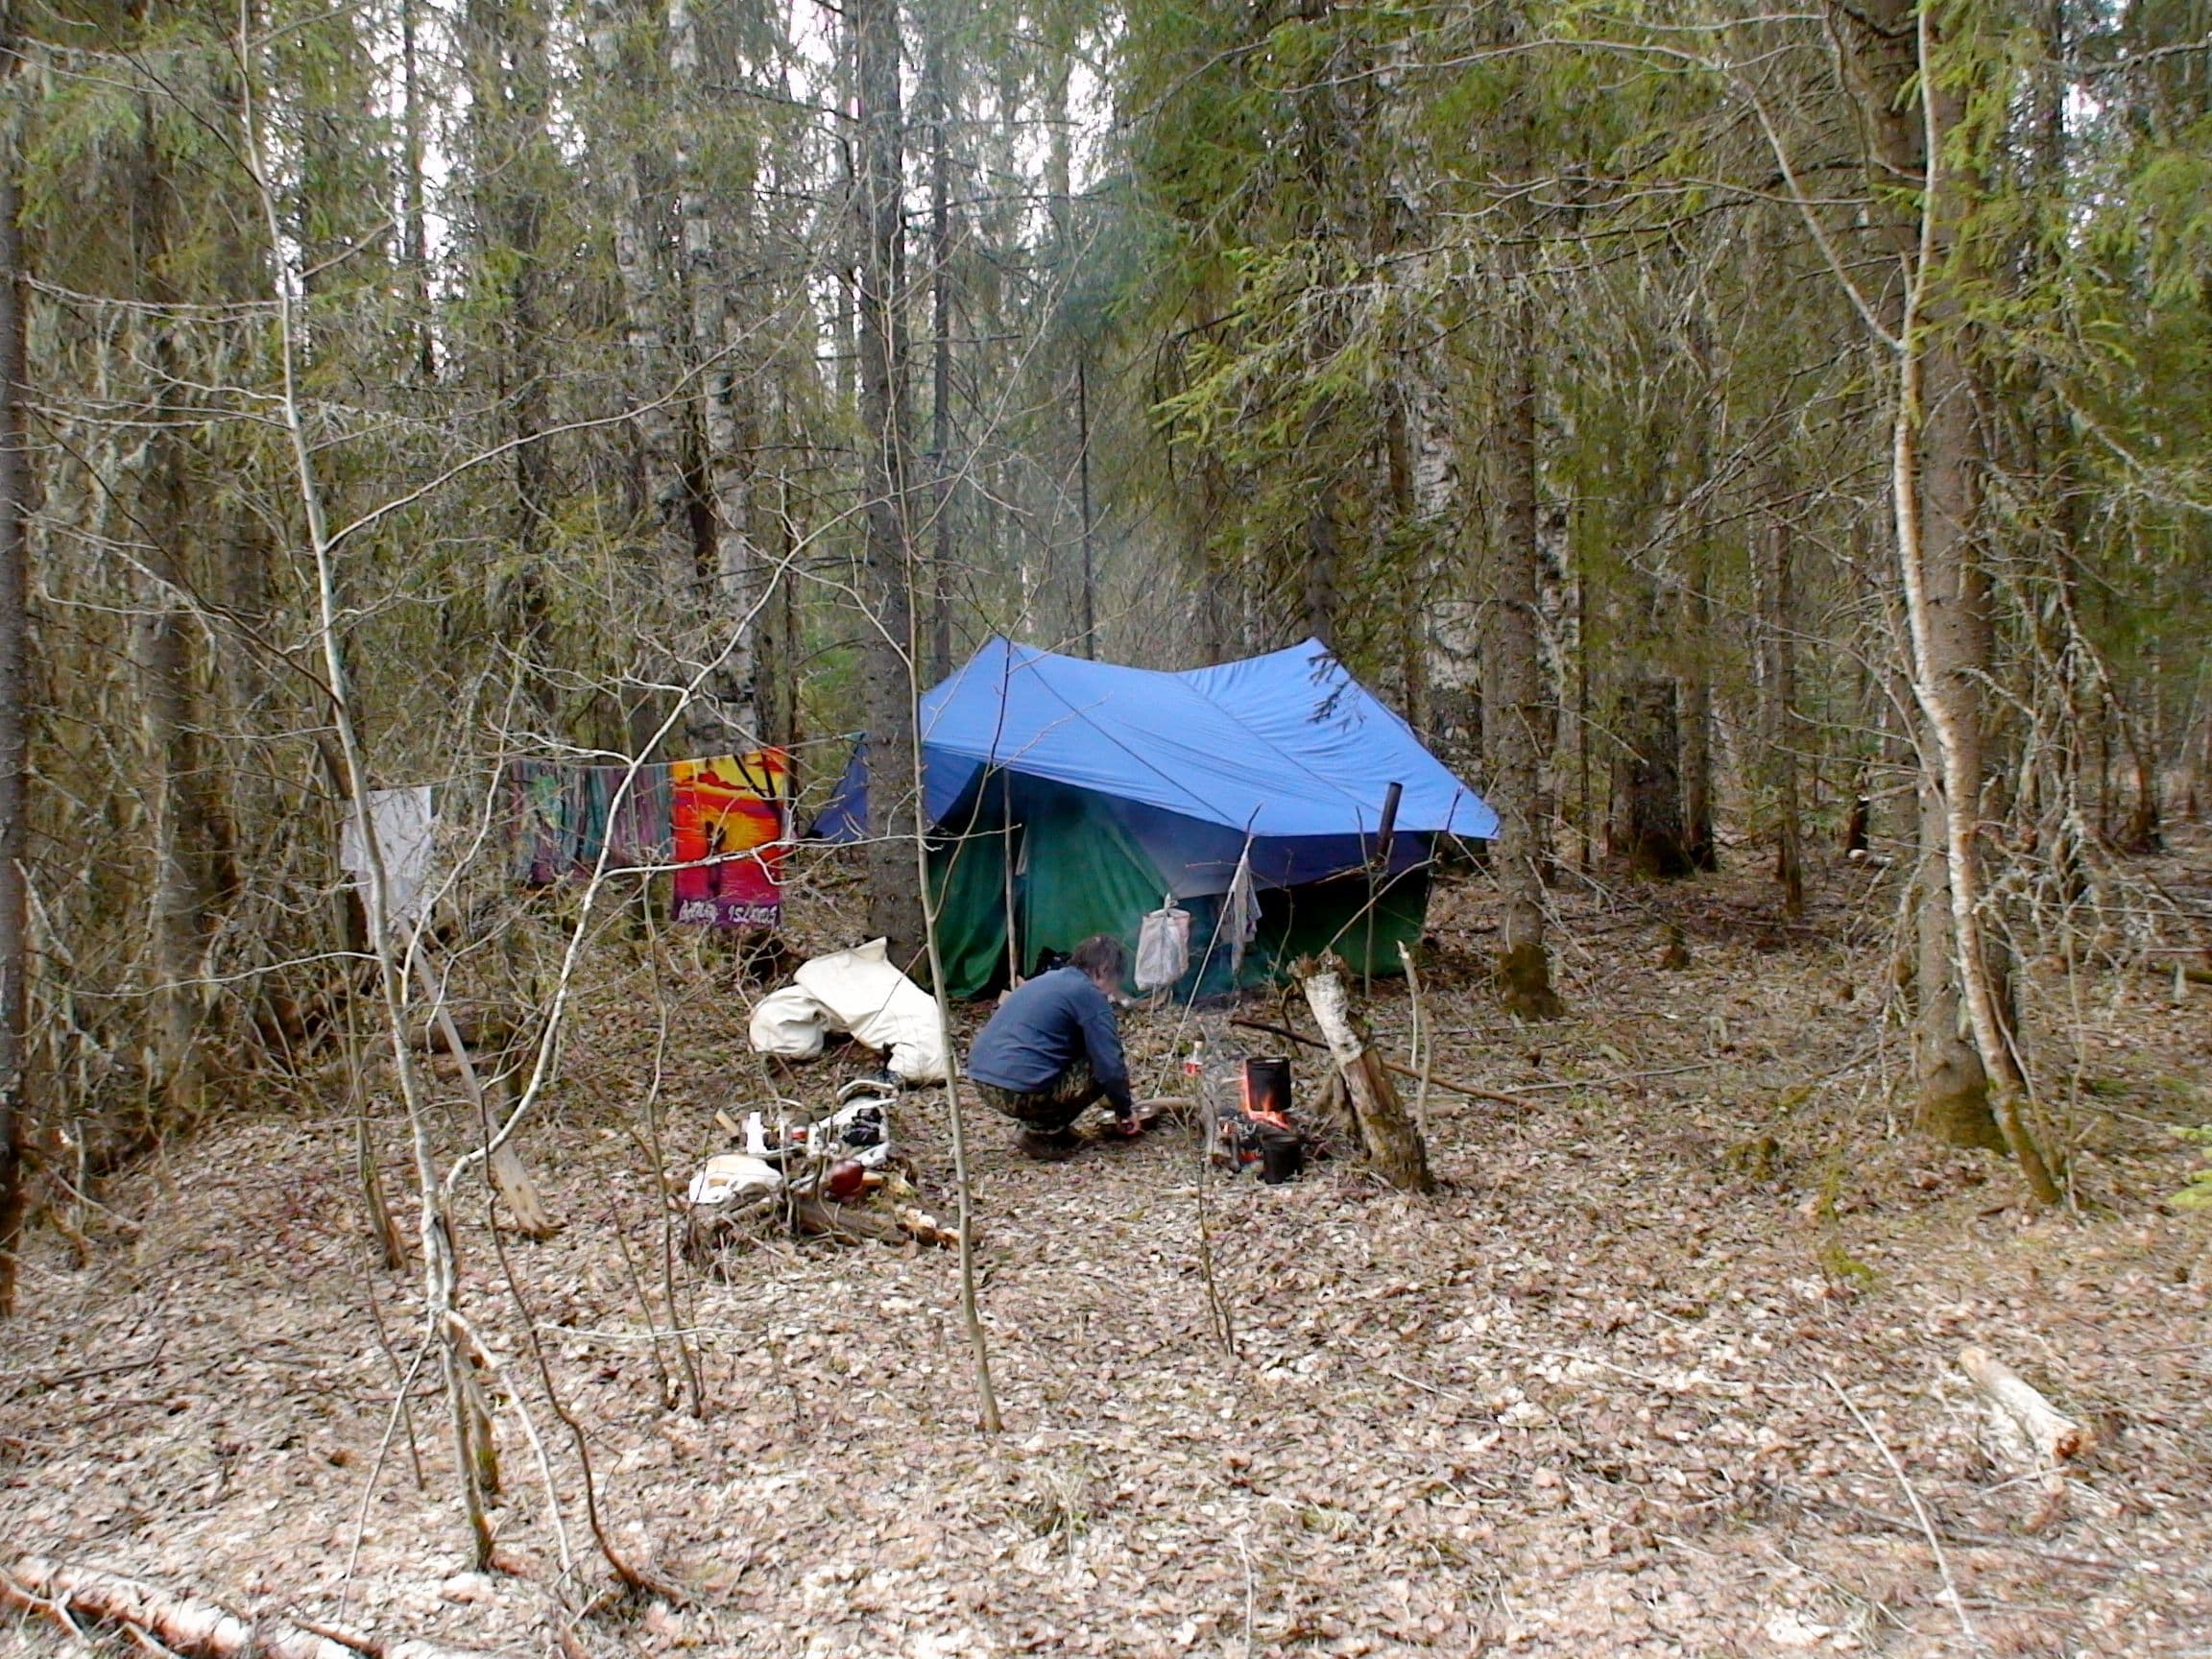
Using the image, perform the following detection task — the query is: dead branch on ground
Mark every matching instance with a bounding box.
[1960,1345,2091,1529]
[1228,1017,1535,1110]
[0,1558,488,1659]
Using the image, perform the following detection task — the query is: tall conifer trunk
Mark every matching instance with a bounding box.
[855,0,923,959]
[670,0,764,752]
[1678,315,1719,871]
[927,30,957,683]
[1759,468,1805,917]
[132,96,229,1120]
[1484,266,1563,1018]
[0,132,28,1315]
[586,0,694,752]
[465,0,559,728]
[1611,678,1693,878]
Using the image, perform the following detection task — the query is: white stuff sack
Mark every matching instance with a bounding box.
[748,984,831,1059]
[1135,897,1191,992]
[792,938,948,1083]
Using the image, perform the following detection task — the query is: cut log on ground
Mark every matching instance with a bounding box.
[1294,956,1434,1192]
[685,1193,780,1261]
[490,1142,559,1239]
[0,1557,487,1659]
[1960,1346,2091,1462]
[685,1190,956,1261]
[790,1192,957,1248]
[1960,1345,2091,1529]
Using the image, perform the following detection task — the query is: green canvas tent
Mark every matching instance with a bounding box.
[815,637,1498,999]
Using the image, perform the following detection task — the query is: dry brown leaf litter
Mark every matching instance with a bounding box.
[3,842,2209,1658]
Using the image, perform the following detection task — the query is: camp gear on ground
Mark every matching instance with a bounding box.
[744,1096,895,1175]
[787,939,948,1083]
[1210,1054,1306,1182]
[749,984,830,1059]
[686,1154,783,1205]
[744,941,945,1081]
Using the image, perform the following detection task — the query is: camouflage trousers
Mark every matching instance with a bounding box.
[973,1058,1102,1134]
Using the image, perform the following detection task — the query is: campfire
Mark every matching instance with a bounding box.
[1213,1056,1304,1183]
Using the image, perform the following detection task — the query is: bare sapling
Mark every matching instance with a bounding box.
[0,112,32,1319]
[1886,5,2060,1204]
[895,609,1003,1433]
[237,28,499,1566]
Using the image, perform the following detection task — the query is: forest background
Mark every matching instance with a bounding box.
[0,0,2209,1648]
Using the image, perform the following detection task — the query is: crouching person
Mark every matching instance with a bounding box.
[968,934,1139,1159]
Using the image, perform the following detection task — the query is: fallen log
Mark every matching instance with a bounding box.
[0,1558,486,1659]
[1230,1017,1534,1110]
[1960,1347,2090,1462]
[490,1141,560,1239]
[1294,957,1433,1193]
[1959,1345,2091,1530]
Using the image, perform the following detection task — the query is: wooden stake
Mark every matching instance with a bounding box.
[1295,956,1434,1192]
[1397,941,1434,1150]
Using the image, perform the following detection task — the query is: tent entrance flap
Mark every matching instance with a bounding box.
[928,776,1178,1000]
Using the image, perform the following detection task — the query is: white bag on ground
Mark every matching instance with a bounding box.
[1136,897,1191,992]
[791,938,948,1083]
[748,984,832,1059]
[686,1154,783,1206]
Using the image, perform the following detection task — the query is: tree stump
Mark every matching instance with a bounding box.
[1295,955,1434,1192]
[490,1142,559,1239]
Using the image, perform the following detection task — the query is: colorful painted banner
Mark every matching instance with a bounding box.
[671,750,789,929]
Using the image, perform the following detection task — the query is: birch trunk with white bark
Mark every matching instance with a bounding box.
[1839,0,2061,1199]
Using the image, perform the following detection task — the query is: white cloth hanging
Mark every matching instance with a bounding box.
[1224,846,1261,976]
[340,785,437,940]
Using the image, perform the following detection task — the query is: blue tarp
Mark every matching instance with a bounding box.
[816,637,1497,886]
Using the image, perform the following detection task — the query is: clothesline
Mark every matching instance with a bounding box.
[338,749,793,933]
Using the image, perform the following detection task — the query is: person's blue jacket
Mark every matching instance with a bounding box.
[967,968,1133,1114]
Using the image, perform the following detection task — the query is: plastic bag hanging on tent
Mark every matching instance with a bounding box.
[1135,894,1192,991]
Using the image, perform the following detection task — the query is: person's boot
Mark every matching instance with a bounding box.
[1016,1127,1081,1162]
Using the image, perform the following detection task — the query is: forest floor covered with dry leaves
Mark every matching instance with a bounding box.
[4,833,2210,1659]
